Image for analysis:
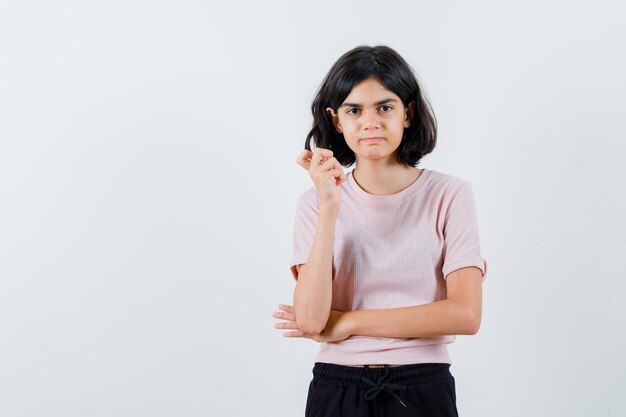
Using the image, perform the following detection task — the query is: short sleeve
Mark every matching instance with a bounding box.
[289,189,320,281]
[441,181,488,282]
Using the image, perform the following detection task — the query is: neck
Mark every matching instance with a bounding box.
[353,161,422,196]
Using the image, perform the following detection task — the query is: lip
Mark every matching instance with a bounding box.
[361,137,385,143]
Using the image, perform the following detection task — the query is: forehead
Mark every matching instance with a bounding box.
[340,78,401,107]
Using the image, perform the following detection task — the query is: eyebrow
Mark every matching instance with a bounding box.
[339,98,399,108]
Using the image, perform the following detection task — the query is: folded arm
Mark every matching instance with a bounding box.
[345,266,483,338]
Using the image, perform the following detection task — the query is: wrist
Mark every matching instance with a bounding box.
[319,204,340,217]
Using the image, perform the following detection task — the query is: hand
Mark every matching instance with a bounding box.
[272,304,353,343]
[296,147,346,208]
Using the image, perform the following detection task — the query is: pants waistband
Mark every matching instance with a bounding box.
[312,361,451,389]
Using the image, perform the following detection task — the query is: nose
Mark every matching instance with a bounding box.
[361,108,381,130]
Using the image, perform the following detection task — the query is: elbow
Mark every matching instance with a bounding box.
[293,303,326,335]
[467,322,480,335]
[294,305,328,335]
[454,300,481,335]
[296,318,325,336]
[466,312,481,335]
[455,303,481,335]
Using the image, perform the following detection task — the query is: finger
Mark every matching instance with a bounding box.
[283,330,306,338]
[279,304,294,312]
[329,156,343,172]
[332,163,347,183]
[318,158,344,176]
[310,147,334,170]
[296,150,313,170]
[273,311,295,321]
[326,167,344,180]
[296,150,312,163]
[274,321,299,330]
[321,167,345,187]
[320,154,344,172]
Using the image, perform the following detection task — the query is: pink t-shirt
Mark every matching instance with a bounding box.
[289,168,488,366]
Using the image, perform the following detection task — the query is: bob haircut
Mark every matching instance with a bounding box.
[305,45,437,168]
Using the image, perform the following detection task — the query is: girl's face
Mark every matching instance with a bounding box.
[326,77,414,164]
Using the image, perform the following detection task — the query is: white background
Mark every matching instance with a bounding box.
[1,1,624,416]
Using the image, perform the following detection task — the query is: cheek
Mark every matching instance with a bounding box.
[340,119,356,131]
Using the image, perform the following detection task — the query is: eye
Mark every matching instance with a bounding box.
[346,106,392,115]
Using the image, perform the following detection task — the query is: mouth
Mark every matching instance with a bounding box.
[361,137,385,143]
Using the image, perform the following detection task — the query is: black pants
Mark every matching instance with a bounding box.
[305,362,458,417]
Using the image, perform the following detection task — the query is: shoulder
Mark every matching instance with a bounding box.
[423,169,472,195]
[295,185,320,211]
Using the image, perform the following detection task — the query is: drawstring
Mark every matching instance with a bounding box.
[359,365,407,408]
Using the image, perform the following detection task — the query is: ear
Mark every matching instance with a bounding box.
[325,106,343,133]
[404,101,415,128]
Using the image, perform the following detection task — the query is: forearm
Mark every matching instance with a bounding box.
[293,206,338,334]
[345,299,477,338]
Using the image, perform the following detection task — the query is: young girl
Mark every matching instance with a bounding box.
[272,45,488,417]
